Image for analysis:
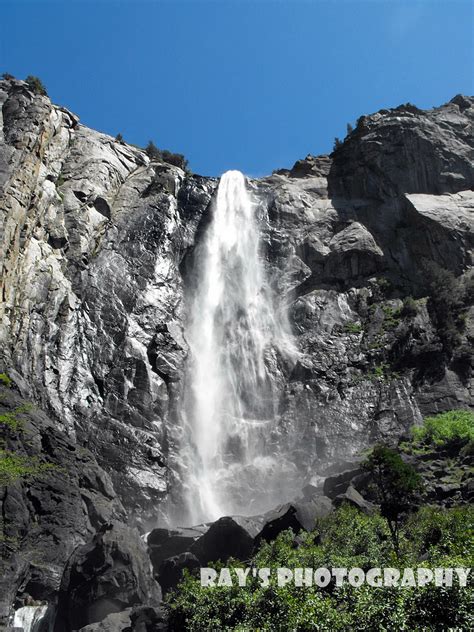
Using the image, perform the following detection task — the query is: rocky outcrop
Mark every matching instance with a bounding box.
[328,96,474,199]
[54,521,161,632]
[0,384,125,626]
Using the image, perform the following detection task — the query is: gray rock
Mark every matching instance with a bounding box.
[333,485,375,514]
[328,97,474,199]
[323,467,363,499]
[255,498,333,545]
[190,516,263,564]
[157,552,200,594]
[147,526,207,570]
[54,522,161,632]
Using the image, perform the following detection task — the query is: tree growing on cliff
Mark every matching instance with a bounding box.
[25,75,47,96]
[145,140,189,171]
[145,140,162,161]
[424,262,472,356]
[363,445,422,557]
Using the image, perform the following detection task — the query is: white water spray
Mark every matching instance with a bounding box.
[13,605,48,632]
[181,171,296,524]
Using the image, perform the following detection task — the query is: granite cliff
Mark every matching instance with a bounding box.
[0,77,472,627]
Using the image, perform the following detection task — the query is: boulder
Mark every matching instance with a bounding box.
[255,498,333,545]
[78,606,167,632]
[78,611,132,632]
[190,516,263,564]
[333,485,375,514]
[158,552,200,594]
[325,222,384,280]
[323,468,363,499]
[54,522,161,632]
[147,526,207,571]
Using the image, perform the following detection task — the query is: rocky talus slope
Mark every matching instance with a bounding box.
[0,77,473,627]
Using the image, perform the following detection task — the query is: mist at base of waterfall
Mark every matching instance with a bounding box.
[178,170,297,525]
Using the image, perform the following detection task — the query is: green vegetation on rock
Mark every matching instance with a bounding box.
[343,322,363,335]
[145,140,189,171]
[0,449,56,486]
[411,409,474,451]
[25,74,47,96]
[0,373,12,387]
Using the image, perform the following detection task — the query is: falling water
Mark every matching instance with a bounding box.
[12,605,48,632]
[181,171,296,524]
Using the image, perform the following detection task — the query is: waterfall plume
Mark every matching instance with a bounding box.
[180,170,295,524]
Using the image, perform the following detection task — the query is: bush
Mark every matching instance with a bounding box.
[424,263,470,355]
[0,373,12,387]
[25,75,47,96]
[0,449,56,486]
[401,296,418,318]
[162,149,189,171]
[411,409,474,449]
[145,140,189,171]
[343,322,363,334]
[0,404,33,433]
[166,505,473,631]
[2,72,14,81]
[145,140,162,161]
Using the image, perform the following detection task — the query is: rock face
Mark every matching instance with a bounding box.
[54,521,161,632]
[0,77,473,623]
[0,384,125,625]
[328,97,474,199]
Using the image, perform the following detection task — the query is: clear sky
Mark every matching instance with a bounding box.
[1,0,473,176]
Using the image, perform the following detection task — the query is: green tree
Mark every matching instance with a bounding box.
[424,262,470,354]
[145,140,163,161]
[363,445,422,557]
[25,75,47,96]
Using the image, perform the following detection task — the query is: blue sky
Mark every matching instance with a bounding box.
[1,0,472,176]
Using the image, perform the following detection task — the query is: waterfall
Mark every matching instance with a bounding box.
[181,170,295,524]
[12,605,48,632]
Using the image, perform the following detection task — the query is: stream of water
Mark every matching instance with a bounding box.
[181,170,295,524]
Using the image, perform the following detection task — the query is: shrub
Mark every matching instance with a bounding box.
[343,322,363,334]
[0,373,12,387]
[115,132,124,143]
[411,409,474,449]
[162,149,189,171]
[25,75,47,96]
[424,262,470,355]
[401,296,418,318]
[0,449,56,486]
[145,140,163,161]
[381,305,401,330]
[0,404,33,433]
[145,141,189,171]
[2,72,14,81]
[0,411,23,432]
